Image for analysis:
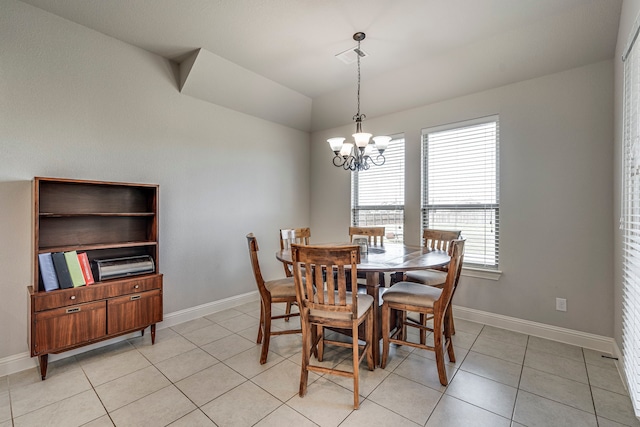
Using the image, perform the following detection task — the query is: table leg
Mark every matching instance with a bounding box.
[365,272,381,366]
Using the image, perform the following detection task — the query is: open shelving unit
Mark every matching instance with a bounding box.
[28,177,163,379]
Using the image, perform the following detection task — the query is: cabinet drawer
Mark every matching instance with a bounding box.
[102,275,162,298]
[32,286,104,312]
[107,289,162,335]
[33,301,106,355]
[32,274,162,312]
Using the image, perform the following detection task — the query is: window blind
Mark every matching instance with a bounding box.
[422,117,499,269]
[352,136,405,243]
[622,22,640,416]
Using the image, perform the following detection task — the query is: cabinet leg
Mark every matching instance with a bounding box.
[151,324,156,344]
[141,328,145,337]
[39,354,49,380]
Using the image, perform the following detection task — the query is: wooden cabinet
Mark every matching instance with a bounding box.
[28,177,162,379]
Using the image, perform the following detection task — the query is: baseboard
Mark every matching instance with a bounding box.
[0,297,616,378]
[453,304,616,354]
[0,290,260,377]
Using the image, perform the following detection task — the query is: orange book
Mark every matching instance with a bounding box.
[77,252,95,285]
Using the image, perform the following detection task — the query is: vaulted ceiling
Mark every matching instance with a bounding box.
[20,0,622,132]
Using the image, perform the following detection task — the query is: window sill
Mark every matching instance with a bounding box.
[462,267,502,281]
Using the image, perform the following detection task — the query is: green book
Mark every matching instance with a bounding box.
[64,250,86,287]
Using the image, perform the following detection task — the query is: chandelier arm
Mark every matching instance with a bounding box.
[367,154,386,167]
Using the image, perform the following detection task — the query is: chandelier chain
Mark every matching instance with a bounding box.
[356,37,361,118]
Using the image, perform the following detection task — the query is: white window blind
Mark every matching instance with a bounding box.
[622,17,640,416]
[421,117,499,269]
[352,136,405,243]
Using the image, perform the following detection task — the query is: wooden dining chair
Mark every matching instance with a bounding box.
[381,239,465,386]
[403,229,462,341]
[291,243,374,409]
[349,226,386,287]
[246,233,301,364]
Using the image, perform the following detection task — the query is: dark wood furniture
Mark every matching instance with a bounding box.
[246,233,300,364]
[381,239,465,386]
[291,243,374,409]
[278,227,311,317]
[277,242,450,365]
[28,177,163,380]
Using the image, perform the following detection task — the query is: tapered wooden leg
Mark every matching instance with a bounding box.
[380,303,390,369]
[366,309,374,371]
[39,354,48,380]
[151,324,156,344]
[419,313,427,344]
[257,302,265,344]
[433,315,448,386]
[444,309,456,363]
[285,302,292,321]
[299,320,311,397]
[260,303,272,364]
[352,321,360,409]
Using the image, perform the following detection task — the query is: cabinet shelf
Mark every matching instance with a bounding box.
[39,241,158,254]
[40,212,155,218]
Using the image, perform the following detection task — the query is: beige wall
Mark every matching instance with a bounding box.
[0,1,310,359]
[311,60,615,337]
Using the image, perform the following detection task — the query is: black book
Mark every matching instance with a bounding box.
[52,252,74,289]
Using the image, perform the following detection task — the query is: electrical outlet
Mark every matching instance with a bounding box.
[556,298,567,312]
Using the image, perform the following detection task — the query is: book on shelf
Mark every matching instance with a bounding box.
[51,252,74,289]
[64,250,86,287]
[38,252,60,292]
[77,252,94,285]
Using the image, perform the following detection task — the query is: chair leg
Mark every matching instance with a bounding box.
[352,321,360,409]
[256,302,264,344]
[446,304,456,335]
[285,302,292,321]
[316,325,324,362]
[381,303,390,369]
[432,314,448,386]
[419,313,427,345]
[444,309,456,363]
[366,309,374,371]
[299,320,311,398]
[260,303,272,365]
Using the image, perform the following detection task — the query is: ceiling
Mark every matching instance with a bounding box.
[19,0,623,132]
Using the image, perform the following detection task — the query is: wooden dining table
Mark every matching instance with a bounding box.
[276,242,451,365]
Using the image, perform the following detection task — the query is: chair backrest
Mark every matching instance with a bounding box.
[437,239,465,310]
[280,228,311,276]
[246,233,270,301]
[280,227,311,250]
[422,229,461,252]
[349,226,385,247]
[291,244,361,321]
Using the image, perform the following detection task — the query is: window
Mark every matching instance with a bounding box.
[421,117,499,269]
[621,18,640,416]
[351,136,405,243]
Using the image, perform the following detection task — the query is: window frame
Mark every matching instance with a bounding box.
[421,116,500,272]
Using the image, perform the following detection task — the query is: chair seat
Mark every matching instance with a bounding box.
[265,277,297,298]
[405,269,447,286]
[310,293,374,321]
[382,281,443,308]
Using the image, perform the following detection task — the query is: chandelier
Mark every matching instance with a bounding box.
[328,32,391,172]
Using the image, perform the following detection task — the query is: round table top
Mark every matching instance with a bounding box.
[276,242,450,273]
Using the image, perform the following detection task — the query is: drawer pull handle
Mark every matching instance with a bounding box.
[130,295,141,301]
[134,285,140,289]
[66,307,80,314]
[70,296,76,300]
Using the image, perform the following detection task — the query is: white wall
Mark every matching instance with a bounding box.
[614,0,640,348]
[0,0,310,359]
[311,60,615,337]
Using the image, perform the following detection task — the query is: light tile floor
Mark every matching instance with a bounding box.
[2,301,639,427]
